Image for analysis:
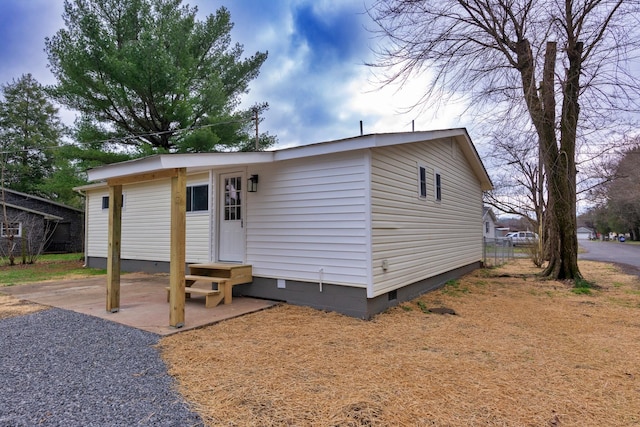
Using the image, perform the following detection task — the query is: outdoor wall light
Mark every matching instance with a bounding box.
[248,174,259,192]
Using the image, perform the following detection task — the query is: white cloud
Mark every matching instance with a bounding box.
[0,0,476,151]
[343,67,470,136]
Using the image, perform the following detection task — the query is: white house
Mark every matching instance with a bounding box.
[77,129,492,319]
[577,226,595,240]
[482,207,498,239]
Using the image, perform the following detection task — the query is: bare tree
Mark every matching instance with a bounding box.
[1,157,56,264]
[484,129,542,224]
[483,128,547,266]
[368,0,640,280]
[0,207,57,265]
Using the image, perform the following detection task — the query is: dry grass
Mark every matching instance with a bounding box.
[159,260,640,427]
[0,295,47,320]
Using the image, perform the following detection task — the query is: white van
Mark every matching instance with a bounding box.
[505,231,539,246]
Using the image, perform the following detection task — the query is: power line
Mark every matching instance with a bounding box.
[0,116,255,155]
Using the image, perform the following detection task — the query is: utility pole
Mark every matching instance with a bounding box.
[254,108,259,151]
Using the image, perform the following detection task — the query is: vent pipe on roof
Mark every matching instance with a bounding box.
[360,120,363,136]
[412,120,415,132]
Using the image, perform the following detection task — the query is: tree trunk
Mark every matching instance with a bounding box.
[516,39,582,280]
[543,152,581,279]
[542,39,583,280]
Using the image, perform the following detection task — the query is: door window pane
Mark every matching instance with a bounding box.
[224,177,242,221]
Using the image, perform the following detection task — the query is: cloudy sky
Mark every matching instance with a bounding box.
[0,0,472,149]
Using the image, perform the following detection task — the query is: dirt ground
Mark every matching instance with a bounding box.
[159,260,640,426]
[2,259,639,426]
[0,295,47,319]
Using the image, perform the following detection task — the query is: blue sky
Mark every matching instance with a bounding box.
[0,0,468,148]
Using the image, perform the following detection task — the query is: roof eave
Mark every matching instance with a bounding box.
[0,202,65,220]
[84,129,493,191]
[87,152,275,182]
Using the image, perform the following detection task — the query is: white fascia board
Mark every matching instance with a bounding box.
[273,128,492,190]
[273,129,469,161]
[87,152,274,182]
[84,128,492,190]
[87,155,164,181]
[273,135,378,161]
[370,128,469,148]
[453,131,494,191]
[73,182,109,192]
[158,152,274,168]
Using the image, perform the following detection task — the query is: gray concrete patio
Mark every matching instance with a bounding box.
[1,272,279,335]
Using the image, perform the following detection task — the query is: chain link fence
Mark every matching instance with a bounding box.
[483,237,514,266]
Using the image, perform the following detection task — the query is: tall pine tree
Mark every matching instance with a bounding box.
[46,0,273,155]
[0,74,64,197]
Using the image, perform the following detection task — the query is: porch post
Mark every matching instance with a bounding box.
[106,184,122,312]
[169,168,187,327]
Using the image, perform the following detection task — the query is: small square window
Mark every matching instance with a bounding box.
[187,184,209,212]
[1,222,22,238]
[102,194,124,210]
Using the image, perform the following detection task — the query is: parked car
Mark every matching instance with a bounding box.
[505,231,539,246]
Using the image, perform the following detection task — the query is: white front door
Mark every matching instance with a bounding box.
[218,173,245,262]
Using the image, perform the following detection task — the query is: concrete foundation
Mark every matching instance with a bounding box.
[86,257,480,319]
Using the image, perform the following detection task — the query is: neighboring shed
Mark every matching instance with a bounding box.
[577,226,595,240]
[77,129,492,322]
[483,207,498,239]
[495,227,511,238]
[0,188,84,256]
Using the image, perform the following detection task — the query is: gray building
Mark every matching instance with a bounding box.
[0,188,84,256]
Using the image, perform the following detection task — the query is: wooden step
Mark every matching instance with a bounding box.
[166,287,224,308]
[187,264,252,286]
[185,275,228,285]
[186,263,253,305]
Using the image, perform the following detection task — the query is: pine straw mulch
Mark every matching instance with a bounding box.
[159,260,640,427]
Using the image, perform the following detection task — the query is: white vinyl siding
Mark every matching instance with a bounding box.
[120,180,172,261]
[85,174,212,263]
[370,138,483,297]
[246,151,369,287]
[86,189,110,258]
[185,173,212,262]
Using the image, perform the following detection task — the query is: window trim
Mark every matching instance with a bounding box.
[186,183,209,213]
[417,164,428,199]
[223,176,242,221]
[434,171,442,202]
[1,222,22,238]
[101,194,125,210]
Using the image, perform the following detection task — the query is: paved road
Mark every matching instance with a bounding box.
[578,239,640,275]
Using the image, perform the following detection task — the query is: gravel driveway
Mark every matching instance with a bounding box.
[0,308,203,426]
